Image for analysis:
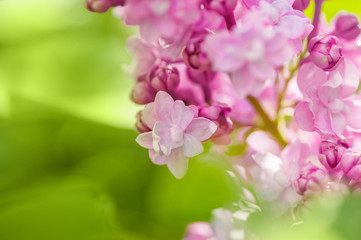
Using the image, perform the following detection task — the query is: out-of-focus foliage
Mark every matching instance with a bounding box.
[0,0,240,239]
[1,0,361,240]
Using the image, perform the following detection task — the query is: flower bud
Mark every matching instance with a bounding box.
[183,222,214,240]
[199,105,233,145]
[149,65,180,93]
[292,0,311,11]
[308,36,343,71]
[131,81,155,105]
[135,111,151,133]
[334,14,361,41]
[86,0,126,13]
[296,163,329,196]
[318,140,348,170]
[183,30,211,72]
[340,148,361,181]
[203,0,237,16]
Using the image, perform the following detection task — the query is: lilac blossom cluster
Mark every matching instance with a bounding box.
[87,0,361,239]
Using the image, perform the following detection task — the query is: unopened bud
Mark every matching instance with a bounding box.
[131,81,155,105]
[334,13,361,41]
[149,65,180,93]
[203,0,237,16]
[86,0,126,13]
[319,140,348,170]
[292,0,311,11]
[308,36,343,71]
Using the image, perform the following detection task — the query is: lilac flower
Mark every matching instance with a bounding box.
[296,162,329,196]
[122,0,202,44]
[333,13,361,41]
[242,0,313,51]
[292,0,310,11]
[136,91,217,178]
[294,61,361,137]
[308,36,343,71]
[318,140,349,171]
[203,12,294,97]
[340,148,361,182]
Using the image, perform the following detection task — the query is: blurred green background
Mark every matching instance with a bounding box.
[0,0,361,240]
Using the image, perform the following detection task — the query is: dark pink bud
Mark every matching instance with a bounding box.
[135,111,151,133]
[340,148,361,181]
[319,140,348,170]
[86,0,126,13]
[203,0,237,16]
[183,31,211,72]
[296,163,329,196]
[292,0,311,11]
[131,81,155,105]
[308,36,343,71]
[334,14,361,41]
[183,222,214,240]
[199,104,233,145]
[149,65,180,93]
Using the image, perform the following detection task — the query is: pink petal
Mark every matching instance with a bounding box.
[142,103,156,129]
[297,63,328,98]
[126,37,158,76]
[185,118,217,141]
[153,122,183,155]
[135,132,153,149]
[172,100,194,130]
[294,102,315,131]
[155,91,174,123]
[247,59,276,80]
[203,31,245,72]
[182,134,204,158]
[335,60,359,98]
[278,14,309,39]
[348,165,361,180]
[149,150,167,165]
[346,101,361,130]
[330,112,346,137]
[166,148,189,179]
[231,68,265,98]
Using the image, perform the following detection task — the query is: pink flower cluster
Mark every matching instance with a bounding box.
[87,0,361,238]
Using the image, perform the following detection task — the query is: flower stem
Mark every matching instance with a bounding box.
[247,95,287,147]
[309,0,324,38]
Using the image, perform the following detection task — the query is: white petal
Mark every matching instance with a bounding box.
[154,91,174,123]
[166,148,189,179]
[182,134,203,158]
[135,132,153,149]
[149,150,166,165]
[185,117,217,141]
[172,100,194,130]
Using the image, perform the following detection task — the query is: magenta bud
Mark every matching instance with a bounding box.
[149,65,180,93]
[135,111,151,133]
[199,106,222,120]
[86,0,126,13]
[131,81,155,105]
[86,0,111,13]
[334,14,361,41]
[319,140,348,170]
[292,0,311,11]
[203,0,237,16]
[308,36,343,71]
[340,149,361,181]
[296,163,329,196]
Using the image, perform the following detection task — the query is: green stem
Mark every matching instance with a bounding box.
[247,95,287,147]
[276,45,309,117]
